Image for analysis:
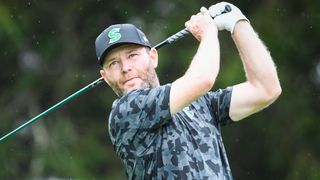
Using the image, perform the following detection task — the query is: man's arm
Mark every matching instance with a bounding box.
[170,11,220,115]
[207,2,281,121]
[229,21,282,121]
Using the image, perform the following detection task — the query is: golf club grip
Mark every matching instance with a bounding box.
[153,4,231,49]
[167,28,189,44]
[153,28,188,49]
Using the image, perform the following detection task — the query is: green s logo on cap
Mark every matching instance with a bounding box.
[108,28,121,43]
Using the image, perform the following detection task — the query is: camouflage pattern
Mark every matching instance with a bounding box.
[108,84,234,180]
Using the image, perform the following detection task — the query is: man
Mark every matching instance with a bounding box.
[95,2,281,179]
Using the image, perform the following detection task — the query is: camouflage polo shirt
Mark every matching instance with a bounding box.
[108,84,234,180]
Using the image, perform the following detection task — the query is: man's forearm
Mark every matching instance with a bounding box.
[232,21,281,95]
[170,32,220,115]
[185,33,220,83]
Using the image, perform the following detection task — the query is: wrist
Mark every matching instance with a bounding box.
[203,24,218,39]
[232,20,250,34]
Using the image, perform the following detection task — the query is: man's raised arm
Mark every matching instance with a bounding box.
[170,11,220,115]
[209,2,281,121]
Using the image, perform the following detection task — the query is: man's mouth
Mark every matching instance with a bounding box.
[123,77,139,85]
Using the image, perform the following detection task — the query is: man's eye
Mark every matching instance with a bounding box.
[109,61,118,67]
[128,53,138,58]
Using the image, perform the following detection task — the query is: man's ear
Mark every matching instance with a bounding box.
[149,48,158,68]
[100,69,110,85]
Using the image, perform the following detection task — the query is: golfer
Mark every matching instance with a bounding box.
[95,2,281,179]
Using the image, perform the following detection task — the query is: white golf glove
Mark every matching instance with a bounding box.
[207,2,248,33]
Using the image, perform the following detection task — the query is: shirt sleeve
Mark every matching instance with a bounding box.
[108,84,172,148]
[207,87,234,126]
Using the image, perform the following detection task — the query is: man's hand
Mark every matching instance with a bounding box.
[208,2,248,33]
[185,9,218,41]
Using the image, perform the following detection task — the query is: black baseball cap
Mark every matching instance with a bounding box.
[95,24,151,66]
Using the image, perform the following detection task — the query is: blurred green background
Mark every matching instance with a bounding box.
[1,0,320,179]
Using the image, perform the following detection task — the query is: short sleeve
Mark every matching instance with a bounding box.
[207,87,233,126]
[108,84,172,146]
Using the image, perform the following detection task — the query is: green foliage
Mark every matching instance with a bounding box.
[0,0,320,179]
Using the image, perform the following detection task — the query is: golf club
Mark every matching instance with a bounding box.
[0,4,231,142]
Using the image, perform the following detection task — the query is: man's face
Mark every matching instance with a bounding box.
[100,44,159,97]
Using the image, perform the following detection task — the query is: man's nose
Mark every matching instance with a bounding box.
[121,60,132,73]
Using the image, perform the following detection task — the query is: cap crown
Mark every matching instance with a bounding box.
[95,24,151,66]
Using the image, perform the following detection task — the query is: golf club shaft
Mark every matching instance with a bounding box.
[0,4,232,142]
[153,4,231,49]
[0,77,104,142]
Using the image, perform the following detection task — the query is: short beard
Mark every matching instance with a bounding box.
[110,64,160,97]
